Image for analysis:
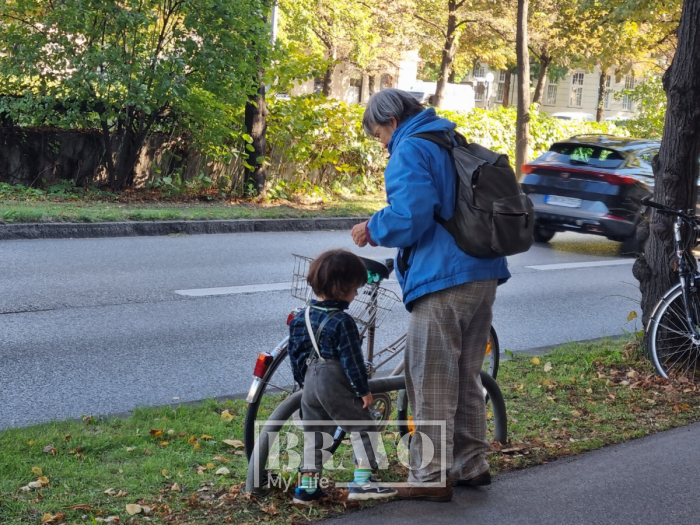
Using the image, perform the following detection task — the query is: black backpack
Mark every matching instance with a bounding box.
[412,131,535,259]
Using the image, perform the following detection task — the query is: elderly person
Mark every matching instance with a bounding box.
[351,89,510,502]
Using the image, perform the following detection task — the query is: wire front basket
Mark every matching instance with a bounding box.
[291,253,401,329]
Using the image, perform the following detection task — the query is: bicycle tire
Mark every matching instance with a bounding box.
[648,283,700,380]
[486,325,500,380]
[397,370,507,444]
[244,344,299,460]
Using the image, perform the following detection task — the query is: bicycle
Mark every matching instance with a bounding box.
[645,197,700,381]
[244,253,501,460]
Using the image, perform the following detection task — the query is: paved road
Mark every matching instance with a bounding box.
[325,422,700,525]
[0,230,640,429]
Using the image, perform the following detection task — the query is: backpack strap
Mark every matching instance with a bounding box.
[409,131,459,228]
[304,306,341,361]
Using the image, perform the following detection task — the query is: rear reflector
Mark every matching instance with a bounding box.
[521,164,536,174]
[253,352,274,378]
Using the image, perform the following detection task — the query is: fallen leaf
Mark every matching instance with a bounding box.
[235,451,245,455]
[28,440,35,445]
[206,462,216,469]
[216,467,230,475]
[188,436,198,444]
[28,481,43,489]
[64,434,72,441]
[201,434,213,440]
[193,443,201,451]
[37,476,50,486]
[261,502,278,515]
[221,410,234,422]
[571,410,582,417]
[162,469,170,478]
[586,388,593,394]
[627,311,638,322]
[126,447,134,452]
[171,482,181,492]
[143,448,152,456]
[95,517,119,523]
[43,445,57,455]
[104,488,116,496]
[125,503,143,515]
[544,362,552,372]
[213,456,229,463]
[167,429,175,435]
[150,429,163,438]
[531,357,541,365]
[32,467,43,475]
[627,371,639,378]
[67,504,92,510]
[42,513,65,523]
[487,411,493,418]
[160,441,169,447]
[222,439,244,448]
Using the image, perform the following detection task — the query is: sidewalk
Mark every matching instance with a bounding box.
[325,422,700,525]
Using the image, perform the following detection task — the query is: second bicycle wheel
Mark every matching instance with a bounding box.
[648,284,700,381]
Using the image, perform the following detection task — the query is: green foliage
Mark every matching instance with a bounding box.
[265,94,387,197]
[0,0,272,188]
[439,106,629,166]
[0,180,116,201]
[616,75,666,139]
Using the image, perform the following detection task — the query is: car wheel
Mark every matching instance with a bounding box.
[533,226,556,243]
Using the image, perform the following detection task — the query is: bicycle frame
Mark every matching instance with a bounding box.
[672,215,700,339]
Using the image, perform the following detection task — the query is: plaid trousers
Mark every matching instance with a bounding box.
[405,279,497,484]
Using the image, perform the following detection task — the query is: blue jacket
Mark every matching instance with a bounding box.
[367,108,511,309]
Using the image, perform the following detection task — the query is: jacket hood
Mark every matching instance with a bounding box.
[388,108,456,155]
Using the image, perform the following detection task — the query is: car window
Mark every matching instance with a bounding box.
[542,143,625,169]
[639,149,658,164]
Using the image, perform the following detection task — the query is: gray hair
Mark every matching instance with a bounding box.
[362,88,425,135]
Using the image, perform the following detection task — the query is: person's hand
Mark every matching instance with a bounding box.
[361,393,373,409]
[351,221,369,247]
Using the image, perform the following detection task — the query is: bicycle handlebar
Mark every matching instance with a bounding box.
[641,196,697,221]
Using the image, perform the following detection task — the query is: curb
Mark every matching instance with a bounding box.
[0,217,370,240]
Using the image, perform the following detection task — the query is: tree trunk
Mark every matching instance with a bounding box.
[433,0,459,109]
[448,69,457,83]
[532,55,551,105]
[322,48,337,97]
[633,0,700,326]
[515,0,530,179]
[596,68,608,122]
[502,69,512,107]
[244,74,268,195]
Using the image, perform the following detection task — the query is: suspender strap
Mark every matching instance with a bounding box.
[304,306,341,361]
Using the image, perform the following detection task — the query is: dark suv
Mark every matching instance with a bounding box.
[521,135,659,252]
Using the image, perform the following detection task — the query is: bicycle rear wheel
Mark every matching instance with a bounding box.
[648,284,700,381]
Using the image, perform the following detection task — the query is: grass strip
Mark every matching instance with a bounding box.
[2,338,700,524]
[0,196,386,224]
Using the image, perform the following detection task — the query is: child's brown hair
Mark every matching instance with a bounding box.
[307,249,367,300]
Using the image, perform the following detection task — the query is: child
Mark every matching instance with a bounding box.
[287,249,397,505]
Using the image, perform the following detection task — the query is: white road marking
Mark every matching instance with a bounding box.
[175,282,293,296]
[175,278,399,297]
[526,259,634,271]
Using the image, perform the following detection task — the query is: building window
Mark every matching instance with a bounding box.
[622,74,634,111]
[348,71,363,104]
[313,78,323,94]
[474,64,485,79]
[475,81,485,102]
[545,84,557,105]
[604,75,611,109]
[496,71,506,101]
[569,72,584,107]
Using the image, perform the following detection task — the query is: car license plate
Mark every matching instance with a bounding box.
[545,195,582,208]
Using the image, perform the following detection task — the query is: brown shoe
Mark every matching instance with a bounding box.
[456,471,491,487]
[395,485,452,502]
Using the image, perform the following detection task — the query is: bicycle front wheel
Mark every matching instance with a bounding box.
[648,284,700,381]
[485,326,500,380]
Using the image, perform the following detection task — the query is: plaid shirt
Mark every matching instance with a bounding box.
[288,299,369,397]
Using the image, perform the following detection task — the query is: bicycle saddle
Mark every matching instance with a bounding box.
[359,256,394,280]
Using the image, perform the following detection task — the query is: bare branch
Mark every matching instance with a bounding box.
[413,14,447,38]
